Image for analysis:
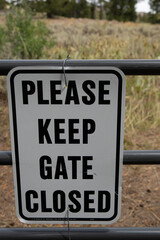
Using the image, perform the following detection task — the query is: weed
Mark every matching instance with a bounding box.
[0,26,5,51]
[4,3,54,59]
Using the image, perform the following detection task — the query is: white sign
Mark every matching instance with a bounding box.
[7,66,125,224]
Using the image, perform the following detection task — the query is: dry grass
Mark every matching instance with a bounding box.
[1,18,160,149]
[45,19,160,148]
[44,19,160,60]
[124,75,160,149]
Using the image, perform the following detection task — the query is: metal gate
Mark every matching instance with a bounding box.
[0,59,160,239]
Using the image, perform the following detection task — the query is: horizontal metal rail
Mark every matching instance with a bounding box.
[0,227,160,240]
[0,59,160,75]
[0,150,160,165]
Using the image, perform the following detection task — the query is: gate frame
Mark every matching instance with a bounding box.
[0,59,160,239]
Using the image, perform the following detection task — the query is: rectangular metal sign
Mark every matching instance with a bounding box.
[7,66,125,224]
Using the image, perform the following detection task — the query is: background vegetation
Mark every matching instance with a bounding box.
[0,1,54,59]
[0,1,160,149]
[0,0,160,23]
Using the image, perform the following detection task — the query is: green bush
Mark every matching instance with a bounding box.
[5,3,54,59]
[0,26,5,51]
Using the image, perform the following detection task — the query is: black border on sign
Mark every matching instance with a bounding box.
[10,69,123,222]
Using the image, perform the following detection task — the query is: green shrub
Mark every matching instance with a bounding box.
[0,26,5,51]
[5,3,54,59]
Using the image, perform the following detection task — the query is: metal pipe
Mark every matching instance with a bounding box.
[0,151,12,165]
[1,150,160,165]
[123,150,160,164]
[0,227,160,240]
[1,59,160,75]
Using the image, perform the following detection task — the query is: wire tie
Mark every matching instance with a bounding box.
[67,206,71,240]
[62,55,70,91]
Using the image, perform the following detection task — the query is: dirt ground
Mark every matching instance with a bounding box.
[0,81,160,228]
[0,164,160,228]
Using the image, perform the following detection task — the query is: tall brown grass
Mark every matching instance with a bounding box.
[1,18,160,150]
